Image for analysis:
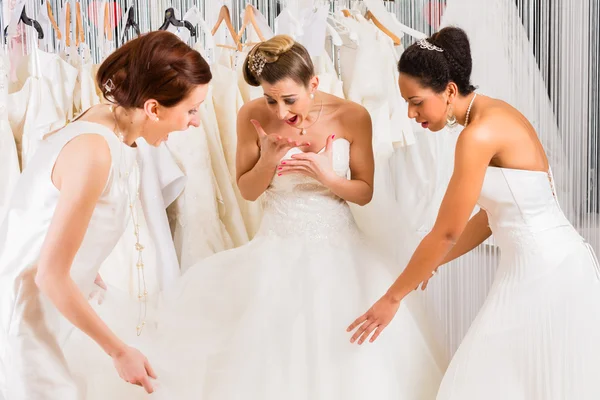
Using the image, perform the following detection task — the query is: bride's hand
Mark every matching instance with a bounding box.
[277,134,337,184]
[346,292,401,345]
[251,120,310,165]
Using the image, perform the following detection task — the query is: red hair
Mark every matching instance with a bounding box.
[96,31,212,108]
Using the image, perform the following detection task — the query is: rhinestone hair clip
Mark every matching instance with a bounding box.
[103,78,116,93]
[249,52,267,77]
[417,38,444,52]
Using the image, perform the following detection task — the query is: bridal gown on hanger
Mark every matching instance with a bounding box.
[211,59,264,239]
[436,167,600,399]
[166,97,233,272]
[0,118,138,400]
[64,139,444,399]
[7,27,78,170]
[0,54,20,225]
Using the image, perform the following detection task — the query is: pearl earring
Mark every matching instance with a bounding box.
[310,93,315,100]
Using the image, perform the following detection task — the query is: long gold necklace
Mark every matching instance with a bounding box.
[109,105,148,336]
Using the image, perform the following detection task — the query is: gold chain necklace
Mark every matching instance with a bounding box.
[109,105,148,336]
[295,99,324,135]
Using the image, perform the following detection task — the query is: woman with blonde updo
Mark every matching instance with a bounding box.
[147,34,443,399]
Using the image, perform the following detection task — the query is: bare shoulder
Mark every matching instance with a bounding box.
[54,134,112,192]
[60,134,111,167]
[338,101,372,142]
[454,118,500,169]
[238,97,270,122]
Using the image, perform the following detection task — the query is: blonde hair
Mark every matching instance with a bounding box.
[243,35,315,87]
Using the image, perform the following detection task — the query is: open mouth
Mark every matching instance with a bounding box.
[420,121,429,129]
[286,115,299,125]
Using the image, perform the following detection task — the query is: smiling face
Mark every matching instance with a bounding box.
[142,84,209,146]
[260,76,319,127]
[398,73,451,132]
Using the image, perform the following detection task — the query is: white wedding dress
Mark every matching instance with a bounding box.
[65,138,444,399]
[436,167,600,399]
[0,53,20,225]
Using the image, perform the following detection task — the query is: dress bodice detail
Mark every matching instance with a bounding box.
[257,139,357,240]
[478,167,580,252]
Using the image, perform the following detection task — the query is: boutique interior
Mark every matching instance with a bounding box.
[1,0,599,364]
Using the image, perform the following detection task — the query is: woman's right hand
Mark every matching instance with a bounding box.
[112,346,157,393]
[250,119,310,165]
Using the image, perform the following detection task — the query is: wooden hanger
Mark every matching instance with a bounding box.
[341,9,353,18]
[211,5,241,51]
[365,10,401,46]
[104,3,113,41]
[75,2,85,44]
[46,1,62,40]
[237,4,266,43]
[65,2,85,46]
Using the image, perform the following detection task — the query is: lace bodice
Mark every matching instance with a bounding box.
[257,139,358,240]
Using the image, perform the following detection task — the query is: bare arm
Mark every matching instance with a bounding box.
[387,126,495,301]
[36,134,155,392]
[439,209,491,266]
[348,123,497,343]
[235,103,309,201]
[326,106,374,206]
[419,209,491,290]
[235,104,273,201]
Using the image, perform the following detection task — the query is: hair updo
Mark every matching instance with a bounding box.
[398,27,476,95]
[243,35,315,87]
[96,30,212,108]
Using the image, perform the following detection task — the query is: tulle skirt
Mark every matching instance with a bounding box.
[65,231,444,399]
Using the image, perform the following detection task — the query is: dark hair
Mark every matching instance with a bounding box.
[97,31,212,108]
[243,35,314,87]
[398,27,476,95]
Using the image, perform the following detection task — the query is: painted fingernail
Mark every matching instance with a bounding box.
[278,167,282,170]
[277,173,282,176]
[332,134,335,138]
[281,161,286,165]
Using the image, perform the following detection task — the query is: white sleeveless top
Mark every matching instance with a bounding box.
[0,120,137,387]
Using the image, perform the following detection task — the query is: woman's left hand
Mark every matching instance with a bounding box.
[347,293,401,344]
[278,134,338,185]
[89,273,107,304]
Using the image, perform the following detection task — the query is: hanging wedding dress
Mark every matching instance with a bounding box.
[7,27,78,170]
[143,24,232,271]
[0,119,138,400]
[71,43,100,114]
[211,58,265,238]
[336,16,418,258]
[166,101,233,273]
[0,54,20,224]
[64,139,444,399]
[436,167,600,399]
